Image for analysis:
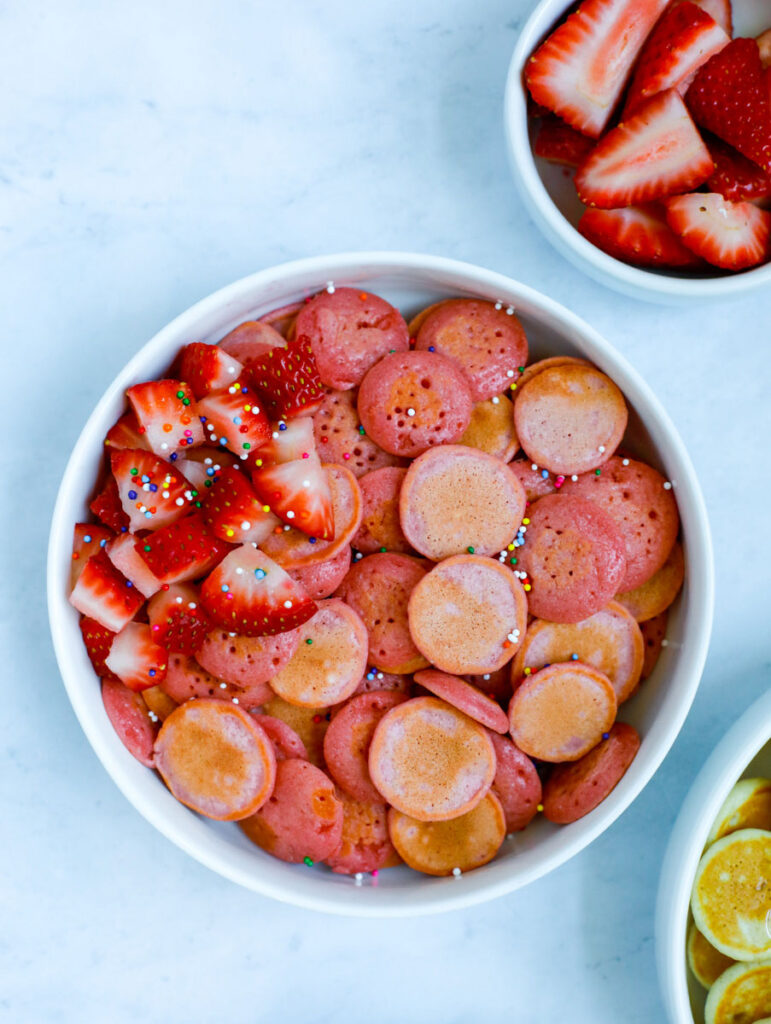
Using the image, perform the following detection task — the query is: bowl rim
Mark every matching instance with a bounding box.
[47,250,714,915]
[503,0,771,302]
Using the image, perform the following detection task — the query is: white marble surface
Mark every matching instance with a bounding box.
[2,1,770,1021]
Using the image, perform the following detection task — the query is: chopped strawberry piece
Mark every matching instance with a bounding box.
[525,0,670,138]
[110,448,194,533]
[706,135,771,202]
[178,343,244,399]
[90,476,130,533]
[147,583,212,656]
[196,376,271,460]
[255,417,317,466]
[134,511,231,585]
[106,533,163,598]
[690,0,731,36]
[126,379,204,457]
[200,466,279,545]
[575,89,713,208]
[217,320,287,366]
[247,336,325,419]
[200,546,317,636]
[104,411,151,451]
[579,202,705,266]
[71,523,113,589]
[174,446,239,491]
[69,550,144,633]
[104,621,168,692]
[664,192,771,269]
[252,452,334,540]
[79,616,118,678]
[759,29,771,70]
[533,116,595,167]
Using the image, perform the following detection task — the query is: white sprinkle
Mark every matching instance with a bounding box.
[175,596,183,604]
[354,552,363,561]
[661,639,669,647]
[376,672,383,680]
[483,674,490,680]
[235,567,244,575]
[507,632,518,642]
[452,867,462,877]
[506,369,515,378]
[663,481,672,490]
[240,453,248,460]
[326,281,336,294]
[241,521,251,530]
[162,491,170,499]
[204,458,213,465]
[232,697,239,705]
[531,463,538,471]
[506,306,515,316]
[286,510,295,519]
[220,682,227,689]
[188,602,197,609]
[228,385,237,394]
[283,524,291,531]
[407,408,416,417]
[142,483,151,491]
[598,445,606,454]
[148,711,159,723]
[283,600,292,608]
[272,431,279,439]
[302,480,310,488]
[506,833,514,841]
[161,443,169,451]
[354,872,363,885]
[622,458,630,466]
[175,497,185,506]
[228,365,237,374]
[571,474,578,482]
[494,301,503,310]
[492,396,500,405]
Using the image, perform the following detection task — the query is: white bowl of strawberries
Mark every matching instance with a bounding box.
[505,0,771,303]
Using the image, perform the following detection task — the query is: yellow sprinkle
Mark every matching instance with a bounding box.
[522,518,530,525]
[510,383,517,390]
[262,505,270,513]
[507,544,515,551]
[255,459,263,467]
[537,804,544,813]
[226,529,234,537]
[524,584,531,592]
[523,667,531,675]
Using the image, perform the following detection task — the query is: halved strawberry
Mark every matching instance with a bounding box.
[623,2,728,117]
[578,202,705,266]
[79,616,118,677]
[575,89,713,208]
[252,452,334,540]
[196,376,271,460]
[104,621,168,692]
[706,136,771,202]
[247,337,325,419]
[690,0,731,36]
[664,192,771,269]
[174,446,239,491]
[134,511,231,585]
[69,550,144,633]
[71,523,113,589]
[147,583,212,656]
[200,466,279,545]
[200,546,317,636]
[759,29,771,70]
[525,0,670,138]
[533,116,596,167]
[126,379,205,457]
[106,533,163,599]
[254,416,316,466]
[217,320,287,366]
[90,476,130,533]
[178,343,244,399]
[110,448,194,533]
[104,411,150,451]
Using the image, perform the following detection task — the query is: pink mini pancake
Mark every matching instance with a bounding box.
[154,699,276,821]
[354,671,412,696]
[400,445,525,560]
[102,678,158,767]
[509,458,557,502]
[294,287,409,390]
[568,456,679,591]
[239,758,343,862]
[258,300,303,340]
[459,394,519,461]
[369,696,496,821]
[313,389,405,478]
[415,299,529,401]
[406,299,455,337]
[641,610,669,680]
[161,653,273,708]
[413,669,509,733]
[336,552,430,673]
[514,356,590,394]
[268,599,369,708]
[617,541,684,621]
[353,467,412,554]
[489,733,543,832]
[408,554,528,675]
[542,721,640,823]
[262,696,329,767]
[357,350,473,458]
[508,662,618,763]
[514,363,628,475]
[196,628,301,690]
[326,796,401,874]
[323,690,409,802]
[217,319,287,366]
[250,713,308,761]
[517,494,627,623]
[288,544,352,599]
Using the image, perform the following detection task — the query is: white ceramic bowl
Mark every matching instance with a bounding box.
[504,0,771,304]
[48,252,713,915]
[656,688,771,1023]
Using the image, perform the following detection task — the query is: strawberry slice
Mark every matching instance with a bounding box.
[110,448,194,533]
[79,616,118,678]
[664,192,771,269]
[104,411,151,451]
[252,452,334,540]
[90,476,130,533]
[126,379,205,457]
[686,38,771,175]
[174,446,239,491]
[255,416,317,466]
[134,511,231,585]
[218,320,287,366]
[147,583,212,656]
[533,116,596,167]
[104,621,168,692]
[106,533,164,598]
[178,343,244,399]
[690,0,731,36]
[200,466,279,545]
[575,89,713,208]
[200,546,317,636]
[525,0,670,138]
[69,550,144,633]
[759,29,771,70]
[71,523,113,589]
[247,336,325,420]
[623,2,728,117]
[706,135,771,202]
[578,202,705,266]
[196,376,271,460]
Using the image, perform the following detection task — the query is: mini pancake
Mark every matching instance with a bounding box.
[140,684,178,722]
[217,319,287,364]
[408,555,528,675]
[691,829,771,961]
[414,298,529,402]
[458,394,519,461]
[288,544,352,599]
[162,653,273,708]
[413,669,509,733]
[641,610,668,680]
[568,456,679,591]
[508,663,618,763]
[465,667,514,703]
[323,690,408,802]
[354,670,412,696]
[154,699,276,821]
[509,458,558,502]
[353,467,412,554]
[357,350,473,458]
[313,388,405,478]
[400,446,526,561]
[196,628,301,690]
[687,923,736,989]
[239,758,343,863]
[514,363,627,475]
[369,696,496,820]
[517,494,627,623]
[326,796,401,874]
[262,696,329,767]
[510,602,644,705]
[704,960,771,1024]
[707,779,771,844]
[388,791,506,876]
[268,599,368,708]
[406,299,454,337]
[101,679,158,767]
[541,721,639,821]
[489,733,542,832]
[258,300,303,340]
[251,713,308,761]
[260,464,362,569]
[336,552,430,673]
[616,541,684,622]
[514,356,591,394]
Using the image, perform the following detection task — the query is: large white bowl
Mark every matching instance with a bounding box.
[48,252,713,915]
[656,689,771,1023]
[504,0,771,305]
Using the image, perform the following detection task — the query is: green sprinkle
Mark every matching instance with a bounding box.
[380,547,387,553]
[518,366,525,373]
[143,544,151,552]
[467,546,475,554]
[130,468,139,476]
[182,398,191,406]
[358,426,365,435]
[595,469,602,476]
[509,557,517,565]
[243,442,251,450]
[176,390,184,399]
[303,856,314,867]
[194,501,201,508]
[305,638,313,645]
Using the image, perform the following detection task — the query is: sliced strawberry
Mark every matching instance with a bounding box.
[217,320,287,366]
[106,533,163,599]
[126,379,204,457]
[110,448,194,533]
[79,616,118,678]
[69,550,144,633]
[664,192,771,269]
[104,411,150,451]
[134,511,231,585]
[623,2,728,117]
[686,38,771,175]
[200,466,279,545]
[90,476,130,533]
[104,621,168,692]
[247,336,325,419]
[252,452,334,540]
[196,376,271,460]
[200,546,317,636]
[174,446,239,491]
[525,0,670,138]
[706,135,771,202]
[575,89,713,208]
[147,583,212,656]
[533,116,596,167]
[71,523,113,589]
[255,416,316,466]
[759,29,771,70]
[178,343,244,399]
[690,0,731,36]
[578,202,705,266]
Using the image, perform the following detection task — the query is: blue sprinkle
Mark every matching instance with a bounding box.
[149,483,158,492]
[366,672,375,681]
[278,422,287,431]
[309,537,317,544]
[120,526,128,533]
[126,581,133,588]
[186,437,194,445]
[99,539,107,547]
[206,467,215,476]
[571,653,579,660]
[428,346,435,352]
[141,475,150,483]
[254,568,266,580]
[233,416,242,425]
[128,490,137,499]
[144,511,152,518]
[219,437,228,445]
[221,584,229,592]
[84,534,92,543]
[241,386,249,393]
[170,452,178,461]
[602,733,610,740]
[541,469,549,479]
[149,669,156,677]
[199,416,207,423]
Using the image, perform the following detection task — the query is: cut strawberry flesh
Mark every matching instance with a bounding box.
[534,116,596,167]
[178,343,244,399]
[200,466,279,545]
[69,550,144,633]
[71,523,113,589]
[126,379,204,457]
[248,336,326,419]
[706,135,771,202]
[217,320,287,366]
[135,511,231,585]
[110,448,194,533]
[106,532,163,599]
[104,621,168,692]
[197,377,271,460]
[104,411,151,451]
[579,202,705,266]
[174,446,239,491]
[147,583,212,656]
[79,616,118,678]
[252,451,334,540]
[90,476,130,533]
[664,192,771,269]
[690,0,732,36]
[256,417,316,466]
